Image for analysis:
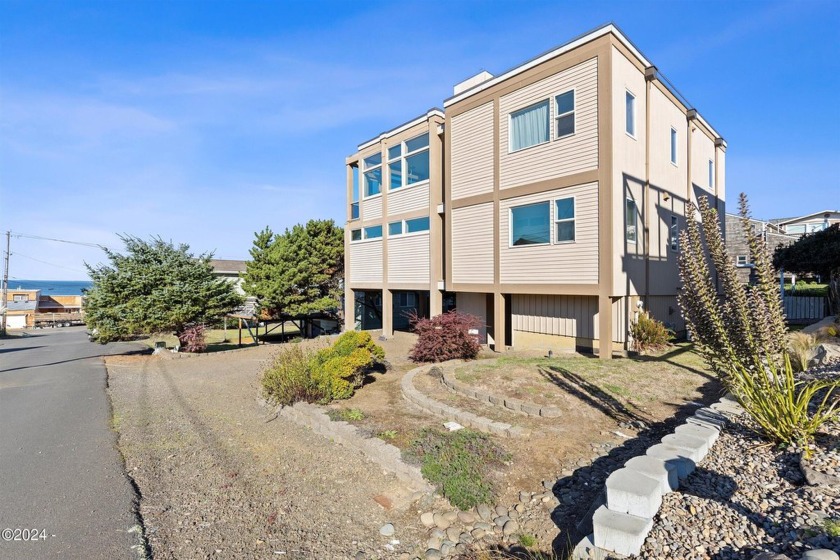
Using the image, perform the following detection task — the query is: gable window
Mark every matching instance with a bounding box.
[388,221,403,236]
[510,100,549,152]
[388,133,429,190]
[708,159,714,189]
[625,91,636,137]
[363,225,382,240]
[626,199,638,243]
[363,153,382,197]
[510,202,550,246]
[555,90,575,139]
[670,128,677,165]
[350,229,362,242]
[670,215,679,251]
[554,197,575,242]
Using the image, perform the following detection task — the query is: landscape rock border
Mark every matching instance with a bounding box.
[401,363,531,438]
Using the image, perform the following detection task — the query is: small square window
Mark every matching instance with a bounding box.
[388,221,403,236]
[736,255,748,266]
[351,229,362,241]
[626,199,638,243]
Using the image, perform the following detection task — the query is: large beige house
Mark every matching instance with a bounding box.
[344,24,726,358]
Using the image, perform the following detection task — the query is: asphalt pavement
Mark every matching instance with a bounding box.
[0,327,148,560]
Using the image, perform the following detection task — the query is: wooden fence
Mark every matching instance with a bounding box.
[782,296,829,324]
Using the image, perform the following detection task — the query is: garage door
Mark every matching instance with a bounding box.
[6,315,27,329]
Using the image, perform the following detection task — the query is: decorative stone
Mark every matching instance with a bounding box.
[425,548,442,560]
[379,523,395,536]
[624,455,679,493]
[540,406,562,418]
[477,504,493,521]
[802,550,840,560]
[420,512,435,527]
[433,512,450,529]
[502,519,519,536]
[457,511,475,524]
[645,444,696,479]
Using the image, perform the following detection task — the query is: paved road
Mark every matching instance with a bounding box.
[0,327,147,560]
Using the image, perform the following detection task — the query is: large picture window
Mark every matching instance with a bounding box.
[389,133,429,190]
[555,90,575,138]
[554,197,575,242]
[510,100,549,152]
[510,202,550,246]
[363,153,382,197]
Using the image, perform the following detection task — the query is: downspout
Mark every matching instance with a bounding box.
[644,66,656,302]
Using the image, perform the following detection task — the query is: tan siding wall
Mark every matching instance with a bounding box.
[498,57,598,190]
[612,297,628,344]
[499,182,598,284]
[349,241,383,283]
[388,183,430,216]
[645,295,685,333]
[511,294,599,339]
[691,131,715,197]
[388,234,430,284]
[451,102,495,200]
[455,292,488,326]
[361,196,383,221]
[451,203,494,284]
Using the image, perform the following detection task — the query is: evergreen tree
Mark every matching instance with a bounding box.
[84,236,243,344]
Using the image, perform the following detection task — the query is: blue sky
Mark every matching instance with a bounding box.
[1,0,838,280]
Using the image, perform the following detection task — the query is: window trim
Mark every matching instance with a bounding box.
[670,214,679,252]
[670,127,678,166]
[554,88,576,140]
[509,201,551,248]
[625,90,636,139]
[508,99,551,154]
[736,255,749,267]
[553,195,576,244]
[625,198,638,244]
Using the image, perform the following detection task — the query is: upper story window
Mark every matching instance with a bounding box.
[555,90,575,139]
[708,159,714,189]
[350,229,362,241]
[388,216,430,237]
[351,166,360,220]
[510,100,549,152]
[363,153,382,197]
[626,198,638,243]
[625,91,636,137]
[12,294,28,302]
[389,133,430,190]
[388,221,403,236]
[554,197,575,243]
[736,255,749,266]
[670,128,677,165]
[364,225,382,239]
[510,202,550,246]
[670,215,679,251]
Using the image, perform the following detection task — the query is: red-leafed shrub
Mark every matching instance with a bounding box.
[177,324,207,353]
[409,311,482,363]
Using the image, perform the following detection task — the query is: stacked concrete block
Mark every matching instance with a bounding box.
[645,443,697,479]
[661,432,710,458]
[592,506,653,556]
[605,468,663,518]
[624,455,679,493]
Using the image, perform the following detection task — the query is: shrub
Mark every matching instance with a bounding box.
[310,331,384,400]
[629,312,672,354]
[261,344,326,405]
[407,428,509,510]
[177,324,207,353]
[409,311,482,363]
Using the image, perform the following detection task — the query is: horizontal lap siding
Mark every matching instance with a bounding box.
[511,294,598,339]
[361,196,382,221]
[388,183,429,216]
[451,102,494,200]
[499,57,598,190]
[349,241,383,283]
[451,203,494,284]
[499,182,599,284]
[388,234,430,284]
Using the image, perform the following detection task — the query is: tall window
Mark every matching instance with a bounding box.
[555,90,575,138]
[625,91,636,137]
[626,199,638,243]
[510,202,550,246]
[510,100,549,152]
[670,128,677,164]
[351,166,360,219]
[363,153,382,197]
[670,215,679,251]
[388,133,429,190]
[708,159,714,189]
[554,197,575,242]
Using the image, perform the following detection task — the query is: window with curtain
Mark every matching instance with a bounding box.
[555,91,575,138]
[510,100,549,152]
[554,197,575,242]
[510,202,550,246]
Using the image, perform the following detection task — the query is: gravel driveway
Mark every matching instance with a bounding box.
[106,346,427,559]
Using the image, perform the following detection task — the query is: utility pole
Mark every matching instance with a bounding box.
[1,231,9,336]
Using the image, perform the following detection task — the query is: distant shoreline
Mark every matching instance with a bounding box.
[7,280,93,296]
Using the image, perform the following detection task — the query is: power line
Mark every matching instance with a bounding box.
[11,232,107,249]
[12,252,88,274]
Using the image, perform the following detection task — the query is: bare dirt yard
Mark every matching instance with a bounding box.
[107,333,723,558]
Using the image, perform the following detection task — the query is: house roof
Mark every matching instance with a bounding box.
[7,301,37,311]
[356,108,444,152]
[772,210,840,226]
[210,259,248,274]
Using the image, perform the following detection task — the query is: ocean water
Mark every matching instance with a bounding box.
[7,280,93,296]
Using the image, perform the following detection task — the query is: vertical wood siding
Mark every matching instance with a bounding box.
[451,203,495,284]
[499,182,599,284]
[451,101,495,200]
[361,196,382,221]
[645,295,685,333]
[388,183,430,216]
[511,294,599,339]
[498,57,598,190]
[388,234,430,284]
[349,241,383,283]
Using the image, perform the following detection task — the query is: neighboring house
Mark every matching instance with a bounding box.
[770,210,840,238]
[344,23,727,357]
[210,259,247,295]
[724,213,797,283]
[2,289,83,328]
